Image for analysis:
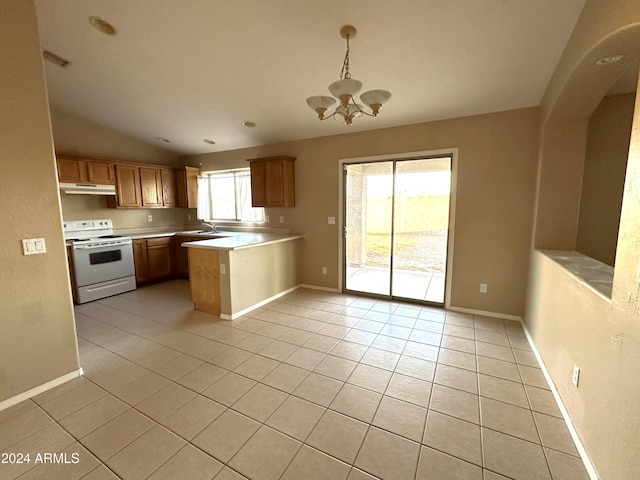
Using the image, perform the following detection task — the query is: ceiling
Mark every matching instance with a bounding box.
[35,0,587,156]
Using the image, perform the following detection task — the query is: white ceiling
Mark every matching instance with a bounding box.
[35,0,586,155]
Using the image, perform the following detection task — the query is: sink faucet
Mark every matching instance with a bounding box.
[201,222,218,233]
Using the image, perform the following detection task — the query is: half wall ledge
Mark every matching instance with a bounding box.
[539,249,613,299]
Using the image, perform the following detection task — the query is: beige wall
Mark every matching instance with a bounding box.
[576,93,635,266]
[184,107,540,318]
[226,240,302,317]
[50,108,181,167]
[49,109,198,230]
[60,195,192,232]
[0,0,79,402]
[526,0,640,478]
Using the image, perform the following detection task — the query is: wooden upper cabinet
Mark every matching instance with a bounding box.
[176,166,199,208]
[58,154,187,209]
[249,161,267,207]
[57,157,88,183]
[248,156,295,207]
[86,161,115,184]
[114,164,142,207]
[160,169,177,207]
[57,156,115,184]
[140,167,163,207]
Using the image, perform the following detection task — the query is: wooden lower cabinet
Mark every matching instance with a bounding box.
[147,237,172,279]
[188,248,221,315]
[173,235,203,278]
[132,239,149,284]
[133,237,173,285]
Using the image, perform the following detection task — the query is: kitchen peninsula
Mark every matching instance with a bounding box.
[183,233,303,319]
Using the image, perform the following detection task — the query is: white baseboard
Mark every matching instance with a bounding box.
[448,306,522,322]
[0,369,82,412]
[519,321,599,480]
[300,284,340,293]
[221,284,301,320]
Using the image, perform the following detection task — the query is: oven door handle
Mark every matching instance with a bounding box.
[73,241,132,250]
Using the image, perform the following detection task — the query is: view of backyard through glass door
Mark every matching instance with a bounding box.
[344,157,451,304]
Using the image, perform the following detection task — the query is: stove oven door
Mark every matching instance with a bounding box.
[71,240,135,287]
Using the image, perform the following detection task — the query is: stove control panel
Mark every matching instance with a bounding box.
[63,219,113,232]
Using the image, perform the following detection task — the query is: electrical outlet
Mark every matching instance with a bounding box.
[480,283,487,293]
[147,215,153,222]
[187,214,191,221]
[328,217,336,225]
[265,215,270,223]
[322,267,327,274]
[220,264,226,275]
[279,216,284,223]
[572,364,580,387]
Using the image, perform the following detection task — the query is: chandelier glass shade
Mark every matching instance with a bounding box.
[306,25,391,126]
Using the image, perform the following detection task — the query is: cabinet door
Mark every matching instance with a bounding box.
[185,167,199,208]
[280,158,295,207]
[57,157,87,183]
[115,165,142,207]
[147,238,172,280]
[248,157,295,208]
[86,161,115,184]
[140,168,163,207]
[176,166,199,208]
[132,239,149,285]
[249,161,267,207]
[264,160,284,207]
[172,235,199,277]
[161,169,177,207]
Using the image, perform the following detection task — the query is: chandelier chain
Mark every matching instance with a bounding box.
[339,34,351,80]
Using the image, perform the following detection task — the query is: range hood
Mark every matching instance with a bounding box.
[59,183,116,196]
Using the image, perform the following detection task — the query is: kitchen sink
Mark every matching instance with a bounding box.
[179,230,226,238]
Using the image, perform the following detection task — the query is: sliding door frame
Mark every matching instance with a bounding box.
[338,148,458,309]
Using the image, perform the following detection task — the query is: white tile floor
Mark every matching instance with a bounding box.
[0,280,590,480]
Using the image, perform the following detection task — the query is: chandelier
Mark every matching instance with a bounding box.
[306,25,391,126]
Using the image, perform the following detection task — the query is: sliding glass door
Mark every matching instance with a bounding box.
[344,156,451,304]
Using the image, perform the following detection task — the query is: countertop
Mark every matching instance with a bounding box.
[126,230,239,240]
[182,233,304,251]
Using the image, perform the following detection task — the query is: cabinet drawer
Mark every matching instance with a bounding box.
[146,237,172,247]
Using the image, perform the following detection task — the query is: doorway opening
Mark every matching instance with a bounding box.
[343,155,453,305]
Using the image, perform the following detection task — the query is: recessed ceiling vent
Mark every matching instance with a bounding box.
[42,50,71,68]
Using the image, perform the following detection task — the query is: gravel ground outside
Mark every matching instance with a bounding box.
[365,230,448,272]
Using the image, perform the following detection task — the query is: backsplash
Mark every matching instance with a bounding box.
[60,194,199,230]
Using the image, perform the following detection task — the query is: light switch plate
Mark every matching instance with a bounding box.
[22,238,46,255]
[328,217,336,225]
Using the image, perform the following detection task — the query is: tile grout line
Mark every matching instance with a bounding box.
[59,285,580,480]
[518,319,599,480]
